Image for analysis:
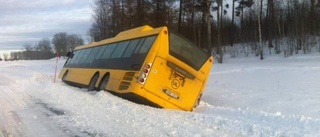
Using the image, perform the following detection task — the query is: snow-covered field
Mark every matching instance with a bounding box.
[1,54,320,137]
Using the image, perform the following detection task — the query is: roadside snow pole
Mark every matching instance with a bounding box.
[54,52,59,83]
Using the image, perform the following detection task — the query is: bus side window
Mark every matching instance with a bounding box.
[139,36,156,53]
[133,38,145,54]
[95,45,108,59]
[73,50,85,64]
[86,47,101,64]
[111,41,129,58]
[122,39,139,58]
[79,49,93,64]
[101,43,117,59]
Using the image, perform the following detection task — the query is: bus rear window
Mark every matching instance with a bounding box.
[169,33,210,71]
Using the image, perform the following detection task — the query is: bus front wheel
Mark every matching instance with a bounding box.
[88,74,99,91]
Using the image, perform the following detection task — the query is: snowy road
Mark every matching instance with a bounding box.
[0,62,88,137]
[1,55,320,137]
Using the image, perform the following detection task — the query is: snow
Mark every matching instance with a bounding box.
[1,54,320,137]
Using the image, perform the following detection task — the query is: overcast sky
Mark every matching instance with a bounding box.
[0,0,94,51]
[0,0,237,53]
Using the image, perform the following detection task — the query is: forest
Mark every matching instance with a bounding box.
[88,0,320,63]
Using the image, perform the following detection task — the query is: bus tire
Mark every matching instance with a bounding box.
[62,70,68,83]
[88,73,99,91]
[98,74,110,91]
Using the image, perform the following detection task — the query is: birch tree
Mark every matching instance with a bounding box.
[258,0,264,60]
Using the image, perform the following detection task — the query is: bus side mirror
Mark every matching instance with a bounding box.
[66,51,73,58]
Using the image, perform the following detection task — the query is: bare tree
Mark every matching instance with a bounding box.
[178,0,183,33]
[10,52,18,60]
[215,0,224,63]
[152,0,168,27]
[310,0,316,35]
[89,0,113,41]
[229,0,236,58]
[52,32,83,56]
[23,43,33,60]
[205,0,212,51]
[266,0,275,54]
[258,0,264,60]
[37,38,52,52]
[52,32,68,55]
[35,38,54,59]
[68,34,84,50]
[3,53,8,61]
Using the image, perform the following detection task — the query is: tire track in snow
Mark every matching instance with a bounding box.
[0,72,88,137]
[0,85,27,137]
[5,73,100,137]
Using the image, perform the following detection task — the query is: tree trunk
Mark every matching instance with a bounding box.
[205,0,211,52]
[137,0,144,26]
[192,0,196,43]
[259,0,264,60]
[121,0,125,31]
[230,0,235,58]
[216,0,223,63]
[310,0,316,35]
[267,0,274,50]
[178,0,183,33]
[111,0,117,36]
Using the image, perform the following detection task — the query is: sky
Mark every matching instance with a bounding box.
[0,0,94,53]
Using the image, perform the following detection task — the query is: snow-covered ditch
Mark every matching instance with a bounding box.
[1,54,320,137]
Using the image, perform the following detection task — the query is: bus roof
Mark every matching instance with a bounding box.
[75,25,166,50]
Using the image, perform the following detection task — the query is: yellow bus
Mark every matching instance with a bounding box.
[59,25,213,111]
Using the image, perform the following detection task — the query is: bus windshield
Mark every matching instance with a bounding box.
[169,33,211,71]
